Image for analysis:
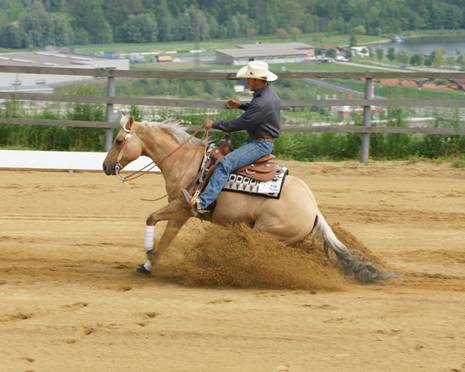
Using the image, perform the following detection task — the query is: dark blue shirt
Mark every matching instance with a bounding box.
[213,85,281,139]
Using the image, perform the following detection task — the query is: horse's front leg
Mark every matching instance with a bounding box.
[137,200,190,275]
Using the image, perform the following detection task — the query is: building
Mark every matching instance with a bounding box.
[237,42,314,56]
[350,46,370,58]
[0,50,129,93]
[216,47,307,65]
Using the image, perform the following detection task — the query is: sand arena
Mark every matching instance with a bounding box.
[1,160,465,371]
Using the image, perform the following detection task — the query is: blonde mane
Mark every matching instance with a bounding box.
[120,115,202,145]
[144,120,200,144]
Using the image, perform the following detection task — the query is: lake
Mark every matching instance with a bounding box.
[369,36,465,55]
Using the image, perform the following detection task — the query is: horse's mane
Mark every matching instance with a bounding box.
[121,116,202,145]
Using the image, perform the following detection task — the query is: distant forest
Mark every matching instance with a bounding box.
[1,0,465,48]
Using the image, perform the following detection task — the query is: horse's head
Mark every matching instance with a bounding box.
[103,115,143,176]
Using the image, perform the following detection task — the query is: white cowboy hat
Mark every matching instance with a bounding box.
[236,61,278,82]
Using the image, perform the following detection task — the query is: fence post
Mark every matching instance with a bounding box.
[360,77,374,164]
[104,71,115,151]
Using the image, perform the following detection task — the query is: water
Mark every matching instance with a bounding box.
[369,36,465,55]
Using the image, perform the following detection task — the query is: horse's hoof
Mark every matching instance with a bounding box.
[136,264,151,275]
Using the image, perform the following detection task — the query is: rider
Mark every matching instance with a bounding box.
[183,60,281,214]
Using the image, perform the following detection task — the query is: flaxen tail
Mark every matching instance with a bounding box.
[313,212,394,283]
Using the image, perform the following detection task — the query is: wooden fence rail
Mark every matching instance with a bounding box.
[1,65,464,163]
[2,118,465,136]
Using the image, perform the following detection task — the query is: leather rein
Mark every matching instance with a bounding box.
[115,124,209,185]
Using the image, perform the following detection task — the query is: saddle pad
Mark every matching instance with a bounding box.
[222,166,288,199]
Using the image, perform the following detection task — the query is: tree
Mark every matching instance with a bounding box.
[354,25,366,35]
[326,48,337,58]
[174,6,210,41]
[275,28,288,39]
[431,48,446,67]
[18,1,53,47]
[376,49,384,62]
[0,23,27,48]
[154,0,174,41]
[289,27,301,41]
[102,0,144,30]
[410,54,425,66]
[68,0,112,44]
[387,47,396,62]
[120,13,158,43]
[349,33,357,47]
[395,50,410,64]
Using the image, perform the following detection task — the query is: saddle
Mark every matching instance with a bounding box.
[185,138,284,211]
[210,138,279,182]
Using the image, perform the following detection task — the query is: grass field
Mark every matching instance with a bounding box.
[131,60,380,73]
[71,33,384,54]
[331,79,465,100]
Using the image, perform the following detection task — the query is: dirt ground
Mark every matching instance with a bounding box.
[1,160,465,372]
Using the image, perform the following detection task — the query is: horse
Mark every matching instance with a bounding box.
[103,116,390,283]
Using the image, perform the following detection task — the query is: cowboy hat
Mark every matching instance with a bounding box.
[236,61,278,82]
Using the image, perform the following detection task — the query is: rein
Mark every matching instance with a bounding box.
[115,125,209,185]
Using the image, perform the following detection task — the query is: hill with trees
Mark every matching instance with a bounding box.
[0,0,465,48]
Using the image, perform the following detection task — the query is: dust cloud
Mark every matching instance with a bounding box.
[159,221,383,291]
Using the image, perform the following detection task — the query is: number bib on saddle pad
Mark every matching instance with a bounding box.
[223,166,288,199]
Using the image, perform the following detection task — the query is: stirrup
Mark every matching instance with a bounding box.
[192,201,211,215]
[181,189,210,215]
[181,188,196,208]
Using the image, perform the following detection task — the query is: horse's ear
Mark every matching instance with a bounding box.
[128,116,134,129]
[121,115,134,133]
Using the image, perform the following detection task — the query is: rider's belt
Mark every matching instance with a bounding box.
[255,137,274,142]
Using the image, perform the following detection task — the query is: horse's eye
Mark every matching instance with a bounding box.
[115,138,123,145]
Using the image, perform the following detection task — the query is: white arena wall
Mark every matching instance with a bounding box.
[0,150,160,173]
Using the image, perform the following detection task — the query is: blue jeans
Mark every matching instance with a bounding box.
[198,139,274,208]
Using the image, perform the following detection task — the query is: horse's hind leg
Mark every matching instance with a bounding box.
[137,200,190,274]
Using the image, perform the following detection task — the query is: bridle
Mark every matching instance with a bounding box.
[114,122,209,184]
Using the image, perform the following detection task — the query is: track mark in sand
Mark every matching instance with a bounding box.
[323,317,350,324]
[52,338,78,345]
[400,250,465,265]
[0,235,40,244]
[207,299,232,305]
[101,285,132,292]
[63,339,78,344]
[62,302,88,311]
[145,312,158,319]
[0,280,6,285]
[301,304,337,310]
[83,326,96,335]
[114,263,130,270]
[376,329,401,336]
[0,312,32,322]
[20,357,35,363]
[134,312,159,328]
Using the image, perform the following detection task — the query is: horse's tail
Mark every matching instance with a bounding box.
[313,212,394,283]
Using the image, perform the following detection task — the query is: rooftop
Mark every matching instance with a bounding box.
[216,47,306,58]
[237,42,313,49]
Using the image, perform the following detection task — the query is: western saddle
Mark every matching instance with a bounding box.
[210,138,278,182]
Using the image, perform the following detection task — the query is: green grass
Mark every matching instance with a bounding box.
[403,29,465,39]
[268,62,380,72]
[131,60,383,73]
[71,33,385,54]
[330,79,465,100]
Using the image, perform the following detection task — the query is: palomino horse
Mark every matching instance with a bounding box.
[103,116,388,283]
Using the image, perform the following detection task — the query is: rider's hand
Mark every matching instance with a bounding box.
[225,99,241,109]
[203,119,214,129]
